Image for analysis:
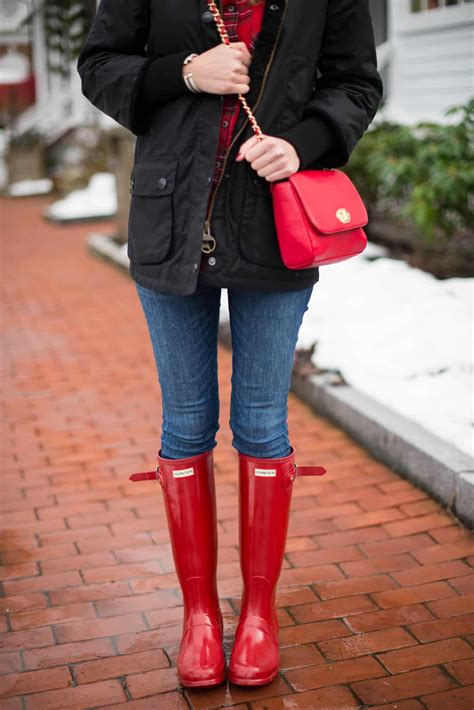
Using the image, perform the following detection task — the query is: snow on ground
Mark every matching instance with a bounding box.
[44,173,117,222]
[220,242,473,457]
[8,178,53,197]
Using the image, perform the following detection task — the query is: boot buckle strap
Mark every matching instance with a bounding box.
[295,464,327,477]
[287,463,327,484]
[129,467,164,486]
[129,462,326,484]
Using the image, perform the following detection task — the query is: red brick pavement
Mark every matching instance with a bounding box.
[1,195,473,709]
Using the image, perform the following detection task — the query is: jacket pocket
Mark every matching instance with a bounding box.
[127,155,178,265]
[237,172,285,269]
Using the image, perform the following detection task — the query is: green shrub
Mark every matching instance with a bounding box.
[43,0,95,78]
[346,98,474,242]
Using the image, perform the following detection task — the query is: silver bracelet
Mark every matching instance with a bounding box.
[183,53,202,93]
[185,72,201,93]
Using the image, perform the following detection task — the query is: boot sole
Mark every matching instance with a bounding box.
[179,671,226,688]
[228,669,279,686]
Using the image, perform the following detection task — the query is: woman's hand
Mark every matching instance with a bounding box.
[235,134,301,182]
[183,42,251,95]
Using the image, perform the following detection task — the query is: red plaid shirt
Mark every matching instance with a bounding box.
[206,0,265,210]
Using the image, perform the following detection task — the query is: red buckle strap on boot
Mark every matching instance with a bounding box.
[295,463,327,477]
[129,470,159,482]
[229,444,327,686]
[130,449,225,688]
[129,464,326,482]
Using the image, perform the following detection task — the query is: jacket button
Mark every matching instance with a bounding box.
[129,177,135,193]
[202,10,213,22]
[158,177,167,190]
[269,3,279,9]
[208,256,216,266]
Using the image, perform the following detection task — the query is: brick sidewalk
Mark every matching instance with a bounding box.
[1,196,473,710]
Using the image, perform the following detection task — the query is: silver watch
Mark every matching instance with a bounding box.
[182,53,201,93]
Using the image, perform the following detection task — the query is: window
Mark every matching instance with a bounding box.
[411,0,471,10]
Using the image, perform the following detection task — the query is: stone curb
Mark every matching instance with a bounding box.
[87,232,130,273]
[88,233,474,528]
[44,212,116,225]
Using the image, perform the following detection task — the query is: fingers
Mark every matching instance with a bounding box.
[230,69,250,94]
[219,79,249,94]
[196,42,252,96]
[248,138,286,171]
[234,74,250,93]
[262,169,290,182]
[253,153,286,175]
[231,70,250,94]
[245,135,279,165]
[225,45,250,94]
[231,63,250,83]
[230,56,250,82]
[238,136,299,181]
[230,42,252,67]
[235,135,259,161]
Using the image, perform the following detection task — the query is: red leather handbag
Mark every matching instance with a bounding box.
[206,1,369,270]
[270,169,368,268]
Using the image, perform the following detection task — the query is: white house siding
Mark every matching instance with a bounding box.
[385,0,474,124]
[13,9,93,143]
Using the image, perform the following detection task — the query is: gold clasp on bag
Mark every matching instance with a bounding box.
[336,208,351,224]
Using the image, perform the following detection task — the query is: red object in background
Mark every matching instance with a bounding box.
[0,73,36,115]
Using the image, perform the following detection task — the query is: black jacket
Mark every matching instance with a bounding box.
[77,0,383,295]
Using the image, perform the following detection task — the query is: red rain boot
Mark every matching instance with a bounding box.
[130,448,225,688]
[228,444,327,686]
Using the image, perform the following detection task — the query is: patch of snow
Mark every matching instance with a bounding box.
[8,178,53,196]
[99,113,122,131]
[118,242,129,260]
[361,241,390,259]
[44,173,117,222]
[220,249,473,457]
[0,48,30,84]
[0,1,30,33]
[88,233,129,269]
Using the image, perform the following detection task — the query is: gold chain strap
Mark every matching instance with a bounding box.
[206,1,265,141]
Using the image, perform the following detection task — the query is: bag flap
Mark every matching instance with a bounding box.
[130,155,178,197]
[288,169,368,233]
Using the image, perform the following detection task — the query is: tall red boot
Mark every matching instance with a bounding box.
[130,448,225,687]
[228,445,327,686]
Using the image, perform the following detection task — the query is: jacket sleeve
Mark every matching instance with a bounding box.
[76,0,193,136]
[275,0,383,169]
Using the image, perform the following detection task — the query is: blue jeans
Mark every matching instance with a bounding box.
[135,282,314,460]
